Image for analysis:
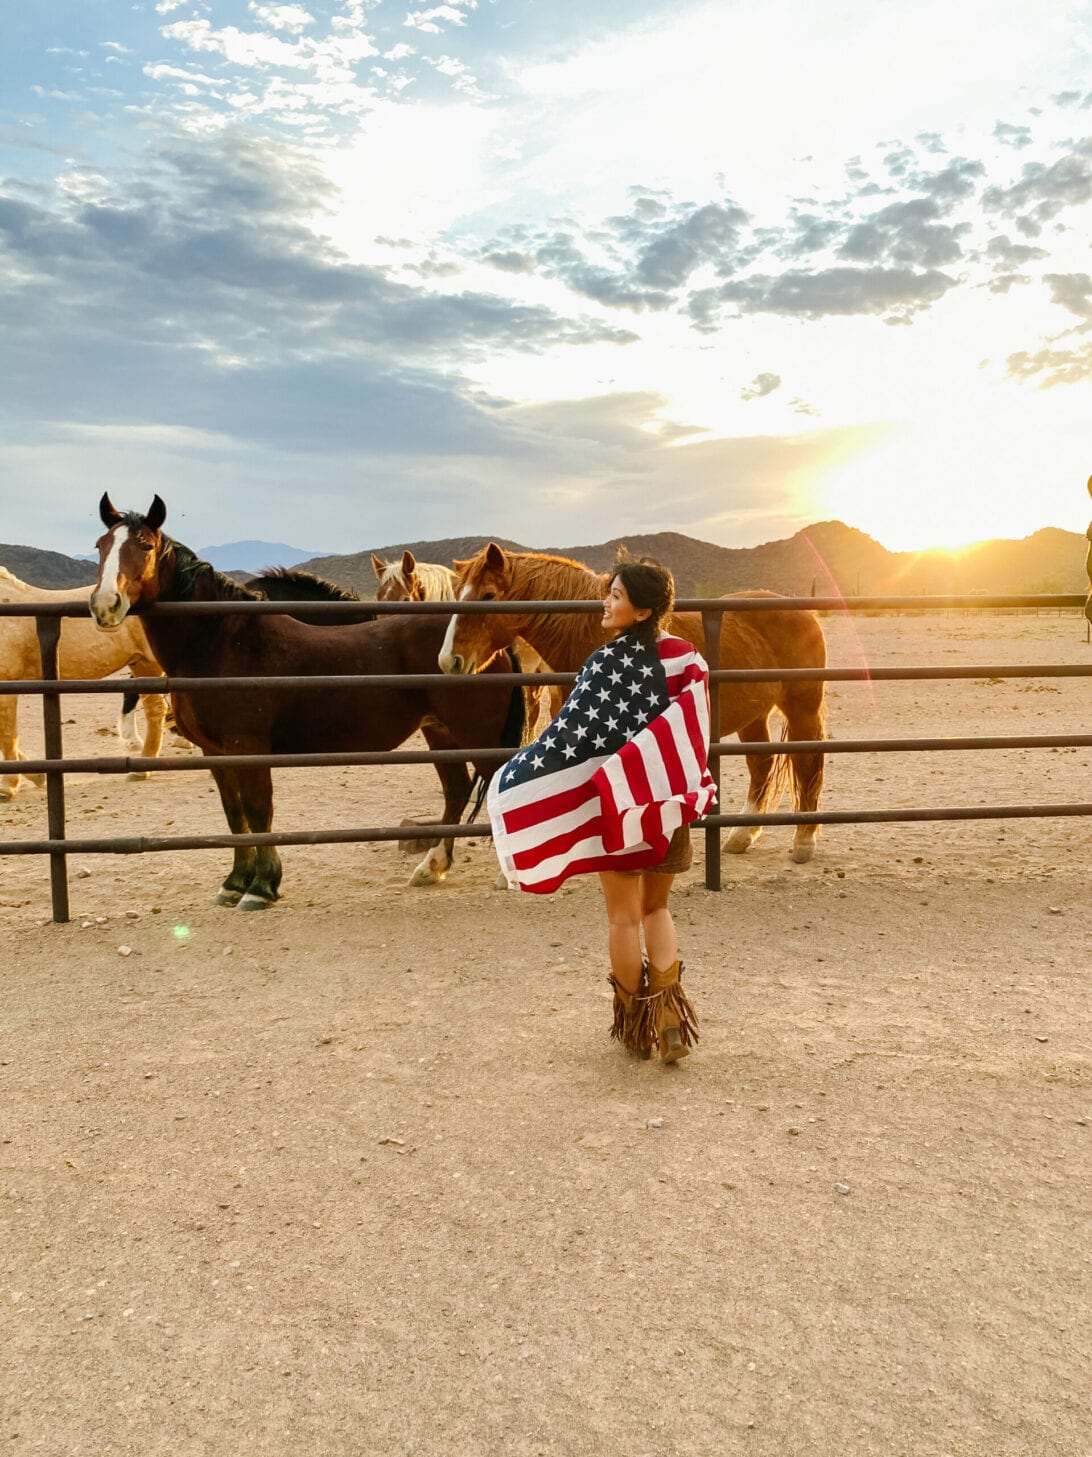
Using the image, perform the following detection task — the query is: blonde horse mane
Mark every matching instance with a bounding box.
[379,559,455,601]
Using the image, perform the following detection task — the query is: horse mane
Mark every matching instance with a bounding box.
[504,550,608,600]
[413,562,456,600]
[248,566,362,603]
[0,564,26,588]
[159,534,263,604]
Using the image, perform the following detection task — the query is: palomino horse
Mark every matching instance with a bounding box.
[373,550,455,605]
[439,544,828,863]
[89,496,532,907]
[374,549,562,728]
[0,565,168,801]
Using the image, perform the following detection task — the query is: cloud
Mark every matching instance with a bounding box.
[740,372,781,401]
[690,266,957,325]
[1042,271,1092,319]
[1006,340,1092,386]
[994,121,1033,149]
[982,136,1092,234]
[0,130,637,466]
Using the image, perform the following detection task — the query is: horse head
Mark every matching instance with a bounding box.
[373,549,422,603]
[438,542,523,674]
[90,493,168,629]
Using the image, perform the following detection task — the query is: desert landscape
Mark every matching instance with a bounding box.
[2,609,1090,1457]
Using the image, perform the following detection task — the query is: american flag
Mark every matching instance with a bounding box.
[487,634,717,894]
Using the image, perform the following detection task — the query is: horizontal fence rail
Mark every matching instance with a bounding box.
[1,592,1089,920]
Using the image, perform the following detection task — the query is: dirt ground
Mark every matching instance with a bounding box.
[1,611,1090,1457]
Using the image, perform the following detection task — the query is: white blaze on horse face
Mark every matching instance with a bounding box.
[90,525,130,629]
[438,606,464,673]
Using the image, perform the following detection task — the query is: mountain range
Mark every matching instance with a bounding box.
[3,521,1087,597]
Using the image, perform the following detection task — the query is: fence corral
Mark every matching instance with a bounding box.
[1,593,1090,923]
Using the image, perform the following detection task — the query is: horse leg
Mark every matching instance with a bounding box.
[724,714,787,855]
[127,692,168,780]
[409,724,472,887]
[782,685,826,864]
[209,764,258,906]
[117,688,141,750]
[233,766,282,910]
[0,695,25,801]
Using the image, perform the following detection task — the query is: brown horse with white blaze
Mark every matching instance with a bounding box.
[89,496,532,908]
[439,543,829,863]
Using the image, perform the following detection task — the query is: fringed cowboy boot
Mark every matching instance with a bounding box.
[608,969,653,1059]
[637,959,699,1063]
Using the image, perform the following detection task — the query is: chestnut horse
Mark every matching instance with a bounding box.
[89,497,531,908]
[439,544,828,863]
[0,565,168,801]
[372,549,562,729]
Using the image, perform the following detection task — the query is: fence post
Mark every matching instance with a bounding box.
[701,608,724,892]
[35,616,70,924]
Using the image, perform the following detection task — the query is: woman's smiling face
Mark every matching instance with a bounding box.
[601,576,650,636]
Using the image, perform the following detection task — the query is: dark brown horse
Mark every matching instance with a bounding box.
[439,544,829,863]
[89,496,528,908]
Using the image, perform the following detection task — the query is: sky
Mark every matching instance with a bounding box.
[2,0,1092,557]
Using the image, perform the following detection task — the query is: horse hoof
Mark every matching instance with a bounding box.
[724,835,752,855]
[215,889,243,906]
[238,893,274,911]
[127,770,151,781]
[791,842,816,864]
[26,773,46,790]
[0,787,15,803]
[408,867,443,887]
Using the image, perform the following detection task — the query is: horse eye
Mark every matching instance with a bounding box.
[481,591,495,601]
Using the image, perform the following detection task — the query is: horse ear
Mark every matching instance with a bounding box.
[485,542,506,570]
[401,549,416,576]
[99,493,122,527]
[451,558,468,574]
[371,553,386,579]
[146,495,167,531]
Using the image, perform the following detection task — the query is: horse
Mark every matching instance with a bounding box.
[0,565,169,801]
[438,543,829,863]
[373,548,563,729]
[372,549,456,605]
[89,496,533,908]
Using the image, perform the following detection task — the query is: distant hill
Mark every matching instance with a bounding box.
[197,540,330,572]
[295,522,1090,599]
[4,522,1087,599]
[0,544,96,589]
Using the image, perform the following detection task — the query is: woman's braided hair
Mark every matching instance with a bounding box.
[610,549,675,646]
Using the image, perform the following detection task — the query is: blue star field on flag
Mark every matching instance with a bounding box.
[499,633,669,789]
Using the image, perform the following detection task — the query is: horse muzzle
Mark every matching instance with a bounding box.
[439,649,470,674]
[89,589,129,631]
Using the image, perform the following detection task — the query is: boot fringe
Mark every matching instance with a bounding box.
[608,972,653,1056]
[638,963,700,1053]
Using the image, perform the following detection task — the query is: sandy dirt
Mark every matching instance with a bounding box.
[1,611,1090,1457]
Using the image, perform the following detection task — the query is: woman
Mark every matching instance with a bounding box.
[487,556,716,1063]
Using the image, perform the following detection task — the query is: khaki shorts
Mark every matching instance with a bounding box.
[617,824,692,878]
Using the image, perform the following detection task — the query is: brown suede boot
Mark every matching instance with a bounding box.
[638,959,698,1063]
[608,970,653,1059]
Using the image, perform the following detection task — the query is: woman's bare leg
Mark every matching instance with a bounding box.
[640,871,677,971]
[598,872,644,994]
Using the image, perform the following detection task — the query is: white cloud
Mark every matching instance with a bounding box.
[404,2,477,35]
[249,4,315,35]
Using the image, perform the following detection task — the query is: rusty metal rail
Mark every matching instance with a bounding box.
[1,593,1089,920]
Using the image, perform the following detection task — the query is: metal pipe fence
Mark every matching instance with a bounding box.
[1,593,1089,921]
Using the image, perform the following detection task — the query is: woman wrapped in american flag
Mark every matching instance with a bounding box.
[487,556,716,1063]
